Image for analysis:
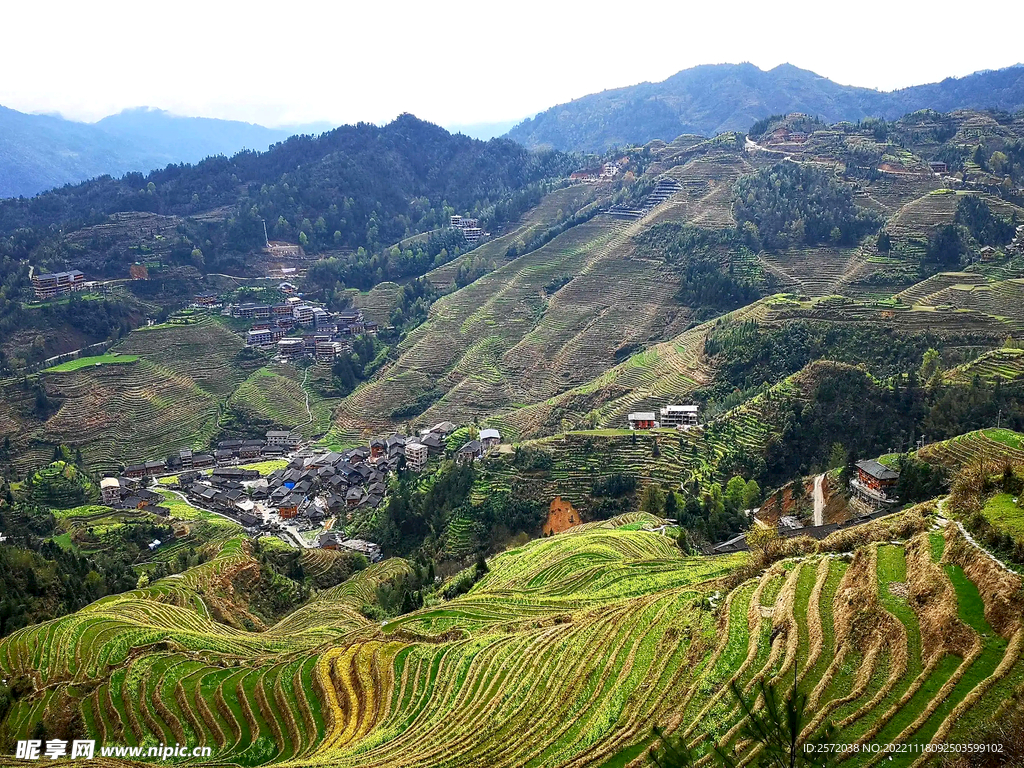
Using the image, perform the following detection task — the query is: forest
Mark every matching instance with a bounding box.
[634,224,768,318]
[733,162,882,250]
[0,115,576,278]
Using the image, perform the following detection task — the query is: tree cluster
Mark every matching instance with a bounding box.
[733,162,881,251]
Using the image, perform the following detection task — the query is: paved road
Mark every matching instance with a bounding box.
[813,474,825,527]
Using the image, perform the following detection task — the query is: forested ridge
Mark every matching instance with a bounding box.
[0,114,575,275]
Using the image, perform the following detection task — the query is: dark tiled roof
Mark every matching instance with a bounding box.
[856,459,899,481]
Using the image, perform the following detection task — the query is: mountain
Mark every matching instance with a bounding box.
[94,107,327,163]
[507,62,1024,151]
[0,114,571,278]
[0,114,571,372]
[0,105,323,199]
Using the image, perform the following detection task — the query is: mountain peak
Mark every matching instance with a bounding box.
[506,63,1024,152]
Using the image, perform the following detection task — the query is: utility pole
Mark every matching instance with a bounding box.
[261,219,270,248]
[997,408,1002,429]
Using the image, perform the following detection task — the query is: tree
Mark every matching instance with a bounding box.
[919,348,941,381]
[716,677,836,768]
[924,225,965,269]
[746,525,782,563]
[724,476,747,514]
[640,485,665,516]
[876,231,891,253]
[827,442,847,471]
[650,725,701,767]
[663,489,678,520]
[742,479,761,511]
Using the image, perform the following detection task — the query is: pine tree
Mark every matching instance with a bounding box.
[664,489,678,520]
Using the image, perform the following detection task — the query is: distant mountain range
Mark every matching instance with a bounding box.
[506,62,1024,152]
[0,106,330,198]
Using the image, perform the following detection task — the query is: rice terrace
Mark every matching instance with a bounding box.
[4,17,1024,768]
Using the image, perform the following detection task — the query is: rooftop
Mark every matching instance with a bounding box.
[855,459,900,481]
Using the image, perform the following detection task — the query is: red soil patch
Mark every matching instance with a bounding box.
[543,496,580,535]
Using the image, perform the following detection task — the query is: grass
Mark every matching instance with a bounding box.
[44,353,140,372]
[236,459,290,475]
[980,493,1024,540]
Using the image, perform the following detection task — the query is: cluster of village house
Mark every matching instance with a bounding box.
[191,285,381,364]
[101,421,503,556]
[627,404,700,430]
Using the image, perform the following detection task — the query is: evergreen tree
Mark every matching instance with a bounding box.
[663,489,678,520]
[640,485,666,516]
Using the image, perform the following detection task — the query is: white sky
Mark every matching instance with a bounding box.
[4,0,1022,129]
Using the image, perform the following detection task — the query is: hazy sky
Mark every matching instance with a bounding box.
[5,0,1022,129]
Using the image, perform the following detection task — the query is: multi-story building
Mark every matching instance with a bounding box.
[32,270,85,300]
[100,477,121,506]
[627,412,657,430]
[234,303,271,319]
[316,340,348,363]
[659,405,699,429]
[267,430,302,449]
[404,442,428,472]
[293,304,315,326]
[450,215,486,244]
[247,328,273,346]
[277,338,304,358]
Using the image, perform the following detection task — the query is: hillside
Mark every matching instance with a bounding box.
[0,114,572,287]
[1,509,1021,766]
[0,105,316,199]
[507,62,1024,151]
[333,109,1024,444]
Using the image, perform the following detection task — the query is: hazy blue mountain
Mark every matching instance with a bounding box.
[506,62,1024,152]
[0,106,330,199]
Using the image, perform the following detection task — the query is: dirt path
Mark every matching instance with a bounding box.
[813,473,825,527]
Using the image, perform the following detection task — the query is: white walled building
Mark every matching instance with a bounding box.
[405,442,428,472]
[660,405,699,429]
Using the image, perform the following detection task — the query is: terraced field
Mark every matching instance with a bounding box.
[332,209,692,436]
[112,318,251,398]
[329,143,782,438]
[758,245,866,298]
[944,347,1024,384]
[916,278,1024,327]
[427,184,604,289]
[480,361,828,513]
[36,358,222,474]
[491,301,769,441]
[227,365,339,438]
[2,508,1019,768]
[918,429,1024,469]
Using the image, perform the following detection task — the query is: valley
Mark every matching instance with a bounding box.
[2,94,1024,766]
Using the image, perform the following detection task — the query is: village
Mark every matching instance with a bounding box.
[98,421,504,559]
